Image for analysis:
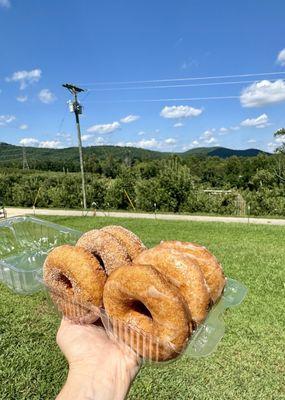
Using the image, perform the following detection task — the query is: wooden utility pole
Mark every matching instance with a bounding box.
[62,83,87,210]
[22,146,29,170]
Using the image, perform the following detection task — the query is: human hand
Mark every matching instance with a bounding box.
[56,318,140,400]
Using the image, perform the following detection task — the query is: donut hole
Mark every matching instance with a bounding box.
[58,273,73,289]
[92,253,106,273]
[131,300,152,319]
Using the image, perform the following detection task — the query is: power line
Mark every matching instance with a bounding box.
[87,78,281,92]
[85,95,239,104]
[79,71,285,86]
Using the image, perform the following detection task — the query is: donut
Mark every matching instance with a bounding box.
[158,241,226,302]
[100,225,146,260]
[103,264,191,361]
[134,247,211,324]
[76,229,131,274]
[43,245,107,323]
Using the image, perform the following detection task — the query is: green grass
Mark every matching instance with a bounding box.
[1,216,285,399]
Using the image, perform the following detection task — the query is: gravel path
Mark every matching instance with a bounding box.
[4,207,285,225]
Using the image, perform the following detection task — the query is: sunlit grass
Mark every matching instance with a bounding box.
[0,216,284,399]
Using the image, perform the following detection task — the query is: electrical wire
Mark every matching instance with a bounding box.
[79,71,285,86]
[85,95,239,104]
[86,78,283,92]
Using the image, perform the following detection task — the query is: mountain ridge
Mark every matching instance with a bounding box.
[0,142,270,166]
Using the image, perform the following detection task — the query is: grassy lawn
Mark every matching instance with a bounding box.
[1,216,285,399]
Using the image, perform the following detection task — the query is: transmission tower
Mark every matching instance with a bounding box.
[22,146,29,170]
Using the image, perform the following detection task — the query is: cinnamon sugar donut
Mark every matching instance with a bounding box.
[158,241,226,302]
[103,264,191,361]
[134,247,211,324]
[76,229,131,274]
[43,245,106,323]
[101,225,146,260]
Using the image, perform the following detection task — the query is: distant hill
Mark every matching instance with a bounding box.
[0,142,168,164]
[182,146,268,158]
[0,142,269,169]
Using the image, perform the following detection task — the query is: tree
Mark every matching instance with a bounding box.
[274,128,285,154]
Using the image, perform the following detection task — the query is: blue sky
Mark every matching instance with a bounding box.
[1,0,285,153]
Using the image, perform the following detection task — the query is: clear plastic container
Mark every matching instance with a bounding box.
[41,275,247,362]
[0,216,81,294]
[0,216,247,362]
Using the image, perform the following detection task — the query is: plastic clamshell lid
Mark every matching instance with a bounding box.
[184,278,247,358]
[0,216,81,294]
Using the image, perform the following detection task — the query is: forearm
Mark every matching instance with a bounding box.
[56,366,132,400]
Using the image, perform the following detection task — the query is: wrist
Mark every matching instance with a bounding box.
[57,361,136,400]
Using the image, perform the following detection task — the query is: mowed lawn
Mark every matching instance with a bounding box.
[1,216,285,400]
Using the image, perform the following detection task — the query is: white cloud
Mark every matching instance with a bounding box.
[160,105,203,119]
[0,0,10,8]
[39,140,61,149]
[137,138,159,148]
[230,126,240,131]
[185,140,200,150]
[120,114,140,124]
[81,134,93,142]
[200,129,218,145]
[205,137,218,144]
[38,89,56,104]
[19,124,28,130]
[19,137,39,147]
[56,132,71,139]
[267,134,285,151]
[277,48,285,66]
[200,130,211,139]
[116,141,133,147]
[137,131,145,136]
[219,127,229,136]
[267,142,277,150]
[247,139,257,144]
[0,114,15,126]
[240,79,285,107]
[87,121,120,134]
[274,135,285,144]
[173,122,184,128]
[19,137,62,148]
[240,113,269,128]
[94,136,106,145]
[16,95,28,102]
[165,138,177,145]
[6,69,41,90]
[115,137,174,150]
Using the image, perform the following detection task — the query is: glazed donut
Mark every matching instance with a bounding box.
[76,229,131,274]
[100,225,146,260]
[134,247,211,324]
[158,241,226,302]
[43,245,107,323]
[103,264,191,361]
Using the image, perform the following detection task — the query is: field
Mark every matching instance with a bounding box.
[0,216,285,400]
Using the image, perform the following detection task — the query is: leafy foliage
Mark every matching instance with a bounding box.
[0,143,284,216]
[274,128,285,154]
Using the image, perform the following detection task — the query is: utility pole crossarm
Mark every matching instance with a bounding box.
[62,83,85,94]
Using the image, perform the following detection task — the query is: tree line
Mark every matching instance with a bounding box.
[1,152,285,216]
